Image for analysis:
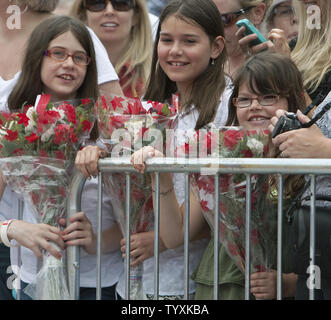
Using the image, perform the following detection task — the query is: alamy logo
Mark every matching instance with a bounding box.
[306,265,321,290]
[306,5,321,30]
[6,265,21,290]
[3,1,28,30]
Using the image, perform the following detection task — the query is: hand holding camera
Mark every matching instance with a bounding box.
[272,102,331,139]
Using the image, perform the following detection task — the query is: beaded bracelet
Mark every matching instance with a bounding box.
[151,186,174,196]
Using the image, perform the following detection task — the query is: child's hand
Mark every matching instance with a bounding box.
[75,145,108,179]
[59,212,95,250]
[6,220,64,260]
[250,269,277,300]
[120,232,155,267]
[130,146,164,174]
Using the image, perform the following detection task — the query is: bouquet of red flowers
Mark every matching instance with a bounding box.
[177,126,277,273]
[0,94,95,299]
[96,93,178,299]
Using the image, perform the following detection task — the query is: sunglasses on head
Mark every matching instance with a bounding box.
[221,6,255,27]
[83,0,135,12]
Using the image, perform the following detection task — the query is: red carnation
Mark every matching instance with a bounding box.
[26,133,39,144]
[82,98,91,105]
[224,130,244,150]
[82,120,93,132]
[17,113,30,127]
[5,130,18,141]
[60,104,76,124]
[54,124,69,144]
[200,200,210,212]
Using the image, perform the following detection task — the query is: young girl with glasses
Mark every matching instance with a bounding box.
[0,15,122,300]
[71,0,153,98]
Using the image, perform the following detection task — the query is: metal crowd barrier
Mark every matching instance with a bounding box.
[66,157,331,301]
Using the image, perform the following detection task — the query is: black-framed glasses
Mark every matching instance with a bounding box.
[44,47,91,66]
[233,95,284,108]
[83,0,135,12]
[221,6,256,27]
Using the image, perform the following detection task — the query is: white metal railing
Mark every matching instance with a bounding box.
[66,157,331,300]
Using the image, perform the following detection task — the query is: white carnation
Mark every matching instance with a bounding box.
[26,107,37,132]
[41,124,55,142]
[247,137,264,155]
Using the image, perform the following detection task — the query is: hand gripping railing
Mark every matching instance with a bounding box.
[67,157,331,300]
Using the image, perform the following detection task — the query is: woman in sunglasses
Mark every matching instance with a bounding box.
[212,0,270,77]
[71,0,153,98]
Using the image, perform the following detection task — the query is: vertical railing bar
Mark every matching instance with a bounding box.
[125,173,131,300]
[96,172,103,300]
[154,172,160,300]
[213,174,219,300]
[184,173,190,300]
[309,174,316,300]
[277,174,283,300]
[16,198,24,300]
[245,174,251,300]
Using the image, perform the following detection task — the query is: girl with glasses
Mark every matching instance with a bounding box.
[0,0,61,301]
[0,15,101,300]
[71,0,153,98]
[224,51,306,300]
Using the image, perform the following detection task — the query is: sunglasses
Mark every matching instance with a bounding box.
[221,6,255,27]
[83,0,135,12]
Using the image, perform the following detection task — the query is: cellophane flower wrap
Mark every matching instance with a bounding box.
[176,126,277,273]
[96,94,178,299]
[0,94,95,300]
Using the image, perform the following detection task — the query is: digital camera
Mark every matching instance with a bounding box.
[271,112,303,138]
[272,102,331,139]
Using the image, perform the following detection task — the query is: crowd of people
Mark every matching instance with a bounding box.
[0,0,330,301]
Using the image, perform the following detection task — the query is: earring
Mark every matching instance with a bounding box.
[211,59,215,66]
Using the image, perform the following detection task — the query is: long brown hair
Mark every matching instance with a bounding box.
[144,0,227,130]
[8,15,98,111]
[226,51,306,127]
[226,51,306,197]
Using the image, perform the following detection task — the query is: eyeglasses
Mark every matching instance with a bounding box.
[221,6,256,27]
[83,0,135,12]
[273,5,295,18]
[233,95,283,108]
[44,48,91,66]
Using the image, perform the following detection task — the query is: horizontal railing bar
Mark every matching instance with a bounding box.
[98,158,331,175]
